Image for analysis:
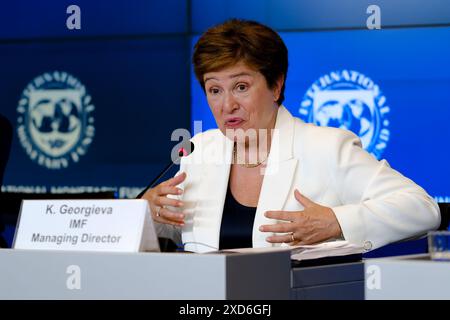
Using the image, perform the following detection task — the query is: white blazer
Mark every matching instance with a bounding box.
[155,106,440,253]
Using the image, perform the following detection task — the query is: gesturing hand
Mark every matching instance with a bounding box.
[259,189,342,245]
[141,172,186,227]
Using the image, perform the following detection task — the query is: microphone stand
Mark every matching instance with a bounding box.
[135,161,176,199]
[135,142,194,199]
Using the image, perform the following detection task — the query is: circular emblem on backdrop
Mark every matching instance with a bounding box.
[17,71,95,169]
[299,70,390,159]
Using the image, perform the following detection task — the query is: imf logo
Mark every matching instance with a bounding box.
[299,70,390,159]
[17,71,95,169]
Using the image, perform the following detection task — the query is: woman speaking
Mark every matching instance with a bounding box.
[142,19,440,253]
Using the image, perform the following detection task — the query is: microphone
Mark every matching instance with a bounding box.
[136,141,194,199]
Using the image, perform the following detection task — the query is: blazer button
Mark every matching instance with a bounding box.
[364,241,373,251]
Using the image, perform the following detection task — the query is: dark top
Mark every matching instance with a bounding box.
[219,186,257,250]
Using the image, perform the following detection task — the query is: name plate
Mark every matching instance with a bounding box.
[13,199,160,252]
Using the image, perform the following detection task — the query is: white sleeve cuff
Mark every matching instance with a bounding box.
[332,204,367,248]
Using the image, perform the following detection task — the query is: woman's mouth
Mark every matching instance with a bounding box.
[225,118,245,128]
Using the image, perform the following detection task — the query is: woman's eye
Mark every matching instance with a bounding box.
[209,88,220,95]
[236,84,248,91]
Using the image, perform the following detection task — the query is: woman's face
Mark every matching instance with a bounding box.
[203,62,282,141]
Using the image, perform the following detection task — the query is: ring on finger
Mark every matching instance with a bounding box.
[156,206,162,217]
[290,232,295,242]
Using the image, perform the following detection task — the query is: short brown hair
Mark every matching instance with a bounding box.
[193,19,288,105]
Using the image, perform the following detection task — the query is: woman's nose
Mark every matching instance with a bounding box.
[223,92,238,113]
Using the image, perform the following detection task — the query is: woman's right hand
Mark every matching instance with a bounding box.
[141,172,187,226]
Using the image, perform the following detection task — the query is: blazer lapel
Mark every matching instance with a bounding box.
[253,106,298,248]
[183,106,298,251]
[184,133,233,252]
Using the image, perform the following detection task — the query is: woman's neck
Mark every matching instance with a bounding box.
[235,110,277,166]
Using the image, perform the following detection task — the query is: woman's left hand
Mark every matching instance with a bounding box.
[259,189,342,245]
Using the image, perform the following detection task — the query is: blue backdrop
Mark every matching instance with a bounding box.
[191,26,450,199]
[0,0,449,201]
